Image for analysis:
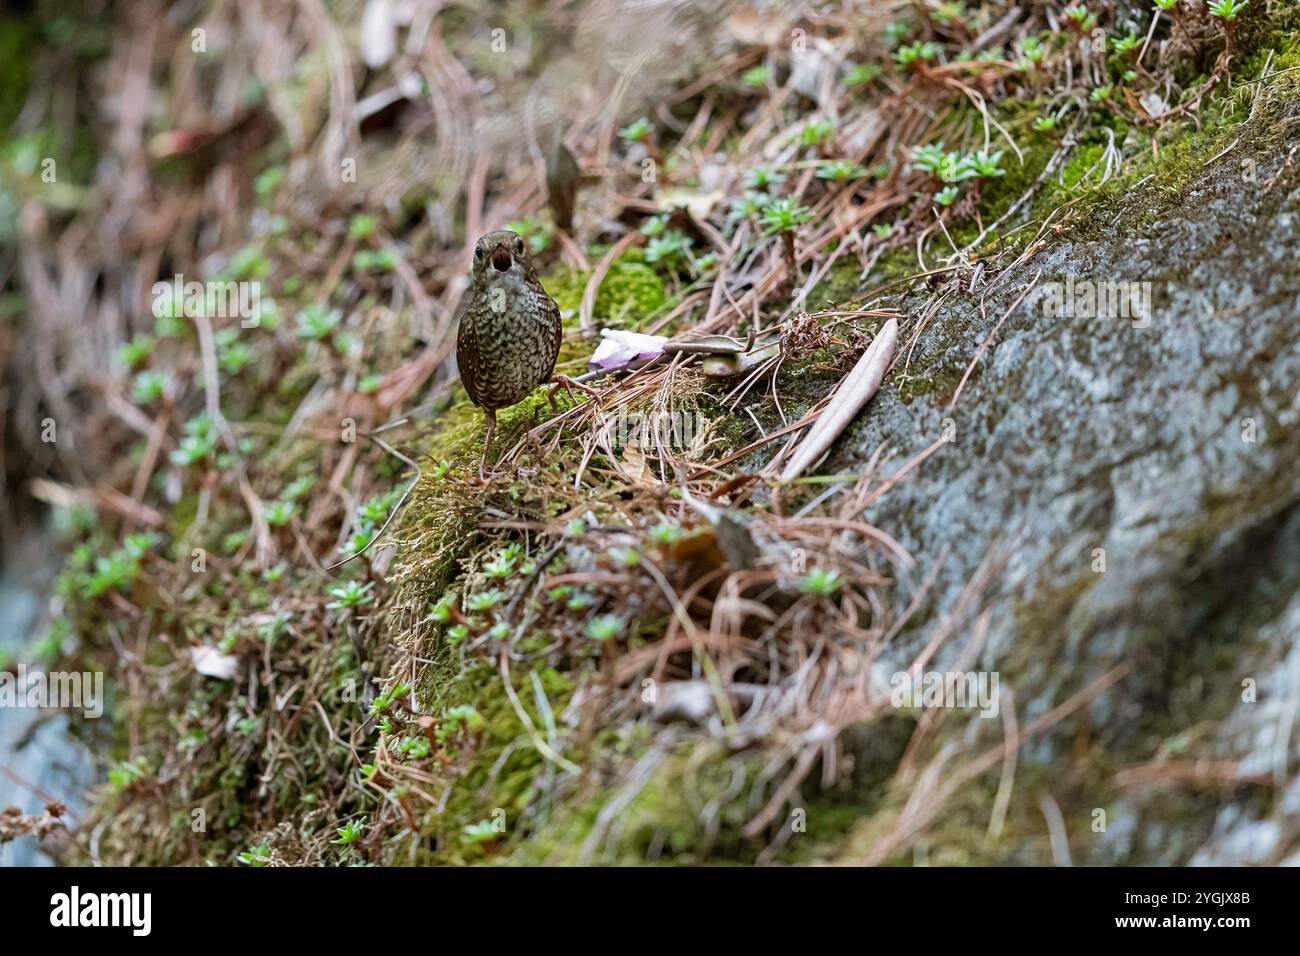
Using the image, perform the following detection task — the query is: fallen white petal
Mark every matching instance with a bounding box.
[191,645,239,680]
[588,328,668,371]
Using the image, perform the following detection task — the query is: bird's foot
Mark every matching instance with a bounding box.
[548,374,600,408]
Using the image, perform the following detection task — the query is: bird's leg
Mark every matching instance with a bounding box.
[478,408,497,482]
[547,374,600,408]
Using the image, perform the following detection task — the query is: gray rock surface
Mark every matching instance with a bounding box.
[828,96,1300,863]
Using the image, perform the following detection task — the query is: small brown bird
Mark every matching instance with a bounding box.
[455,229,593,479]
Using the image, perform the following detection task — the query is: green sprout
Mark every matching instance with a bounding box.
[798,567,843,596]
[394,735,431,758]
[644,230,692,265]
[1014,35,1046,72]
[910,142,947,176]
[339,530,372,555]
[884,20,912,45]
[1153,0,1178,9]
[1208,0,1247,17]
[118,334,156,369]
[108,759,148,790]
[648,521,682,545]
[619,117,652,144]
[429,594,457,623]
[895,41,942,67]
[1064,5,1098,32]
[587,614,626,641]
[483,552,517,579]
[871,223,893,239]
[353,248,397,272]
[223,243,270,281]
[238,842,272,866]
[331,817,365,845]
[170,412,218,466]
[217,335,251,375]
[741,65,770,88]
[235,715,261,734]
[444,705,485,734]
[940,152,980,184]
[257,611,293,643]
[932,2,966,24]
[369,682,410,716]
[466,588,507,612]
[295,303,342,341]
[252,297,281,330]
[793,118,836,148]
[640,212,670,236]
[122,531,158,558]
[729,191,768,221]
[932,186,961,206]
[85,552,140,598]
[566,591,594,612]
[758,196,813,235]
[348,214,378,239]
[844,64,882,88]
[1111,31,1141,57]
[1034,116,1058,132]
[745,166,787,190]
[254,163,285,198]
[816,160,870,182]
[261,500,295,527]
[131,369,167,404]
[966,149,1006,178]
[609,547,640,567]
[326,580,374,610]
[282,474,317,501]
[462,821,500,844]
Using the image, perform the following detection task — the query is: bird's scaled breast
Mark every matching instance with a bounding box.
[469,278,560,409]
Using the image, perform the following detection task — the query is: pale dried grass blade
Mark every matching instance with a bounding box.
[777,318,897,483]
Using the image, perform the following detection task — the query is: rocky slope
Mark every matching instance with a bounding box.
[828,89,1300,864]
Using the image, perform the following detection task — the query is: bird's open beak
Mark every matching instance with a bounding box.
[491,246,513,272]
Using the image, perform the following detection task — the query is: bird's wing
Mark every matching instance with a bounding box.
[454,292,481,407]
[545,292,563,370]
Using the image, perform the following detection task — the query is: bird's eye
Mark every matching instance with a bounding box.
[516,238,525,254]
[474,248,483,261]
